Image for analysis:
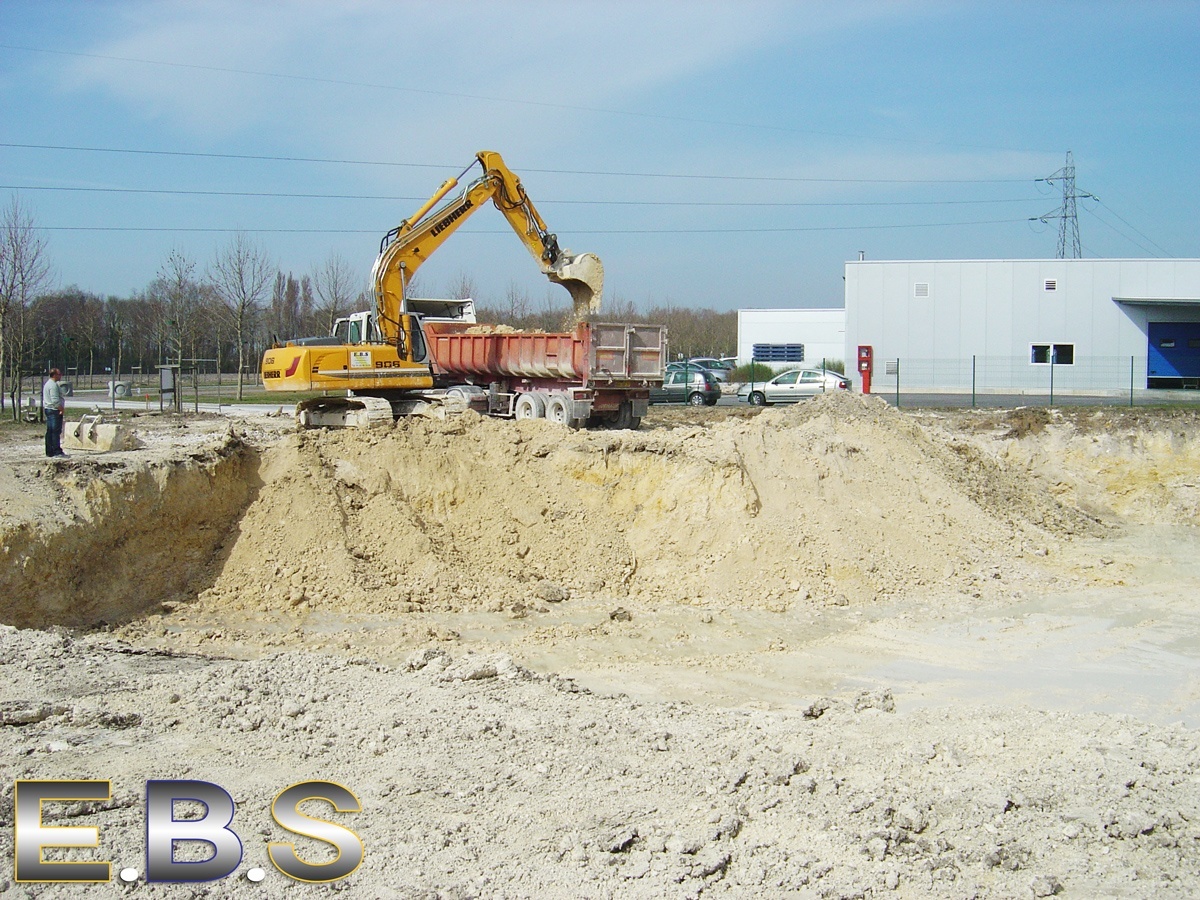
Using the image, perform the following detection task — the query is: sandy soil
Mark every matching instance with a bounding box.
[0,396,1198,898]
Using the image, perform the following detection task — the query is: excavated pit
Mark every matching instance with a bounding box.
[3,397,1197,638]
[0,426,260,628]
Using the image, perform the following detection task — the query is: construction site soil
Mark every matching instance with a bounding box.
[1,394,1198,898]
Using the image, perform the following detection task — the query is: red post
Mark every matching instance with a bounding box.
[857,345,873,394]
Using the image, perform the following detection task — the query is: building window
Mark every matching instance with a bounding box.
[1044,279,1057,291]
[1031,343,1075,365]
[914,282,930,298]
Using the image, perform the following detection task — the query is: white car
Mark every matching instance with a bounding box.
[738,368,849,405]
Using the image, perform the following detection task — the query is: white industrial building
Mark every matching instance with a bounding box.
[736,308,846,369]
[843,258,1200,395]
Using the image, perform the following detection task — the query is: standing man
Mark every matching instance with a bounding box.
[43,368,67,458]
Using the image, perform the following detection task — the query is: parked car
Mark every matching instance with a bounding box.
[650,368,722,406]
[664,362,715,385]
[687,357,735,382]
[737,368,849,405]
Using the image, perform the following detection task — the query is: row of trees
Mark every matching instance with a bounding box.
[0,197,369,414]
[2,196,738,417]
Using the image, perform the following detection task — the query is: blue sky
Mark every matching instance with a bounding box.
[1,0,1197,312]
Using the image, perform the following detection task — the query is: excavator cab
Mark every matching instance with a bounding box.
[331,312,383,346]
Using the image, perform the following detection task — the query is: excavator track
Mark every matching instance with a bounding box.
[296,396,394,429]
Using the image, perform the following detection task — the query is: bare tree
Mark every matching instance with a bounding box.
[102,298,127,385]
[604,291,639,322]
[447,271,478,301]
[312,252,359,333]
[156,247,203,368]
[503,280,530,322]
[0,195,52,416]
[298,274,314,334]
[268,271,307,342]
[209,233,273,400]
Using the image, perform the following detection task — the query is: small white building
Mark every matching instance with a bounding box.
[843,258,1200,394]
[736,308,846,369]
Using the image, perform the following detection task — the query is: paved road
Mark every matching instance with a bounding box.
[62,390,282,418]
[657,388,1200,411]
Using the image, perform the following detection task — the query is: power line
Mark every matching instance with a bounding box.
[1092,200,1172,257]
[0,184,1041,208]
[1081,206,1165,257]
[0,142,1036,185]
[36,218,1030,235]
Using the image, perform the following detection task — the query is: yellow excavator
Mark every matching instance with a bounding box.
[261,150,605,424]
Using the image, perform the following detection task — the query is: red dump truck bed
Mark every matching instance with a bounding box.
[423,322,666,388]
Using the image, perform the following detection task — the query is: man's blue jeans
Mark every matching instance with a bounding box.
[45,409,63,457]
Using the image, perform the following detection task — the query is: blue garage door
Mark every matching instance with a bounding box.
[1148,322,1200,383]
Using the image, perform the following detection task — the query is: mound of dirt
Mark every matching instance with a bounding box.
[187,393,1095,624]
[1008,412,1200,525]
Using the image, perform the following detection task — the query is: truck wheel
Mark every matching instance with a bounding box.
[748,391,767,406]
[610,401,640,430]
[688,391,706,407]
[545,393,572,425]
[514,392,545,420]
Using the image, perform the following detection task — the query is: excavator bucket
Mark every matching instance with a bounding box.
[549,252,604,319]
[62,415,143,453]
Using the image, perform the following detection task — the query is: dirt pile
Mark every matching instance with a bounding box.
[186,393,1095,625]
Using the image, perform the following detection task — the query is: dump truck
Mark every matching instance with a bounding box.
[261,150,665,429]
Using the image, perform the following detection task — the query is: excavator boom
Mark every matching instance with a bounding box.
[372,150,603,341]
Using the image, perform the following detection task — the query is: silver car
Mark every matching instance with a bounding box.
[738,368,849,405]
[686,358,735,382]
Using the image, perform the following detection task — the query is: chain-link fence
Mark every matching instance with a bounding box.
[871,355,1200,408]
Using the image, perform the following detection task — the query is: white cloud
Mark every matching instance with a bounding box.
[57,1,801,144]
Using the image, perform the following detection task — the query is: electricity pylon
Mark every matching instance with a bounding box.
[1034,150,1097,259]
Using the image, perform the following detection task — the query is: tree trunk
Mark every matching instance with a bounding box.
[0,310,7,414]
[235,321,245,401]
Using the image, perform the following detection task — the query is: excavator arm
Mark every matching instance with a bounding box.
[370,150,603,344]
